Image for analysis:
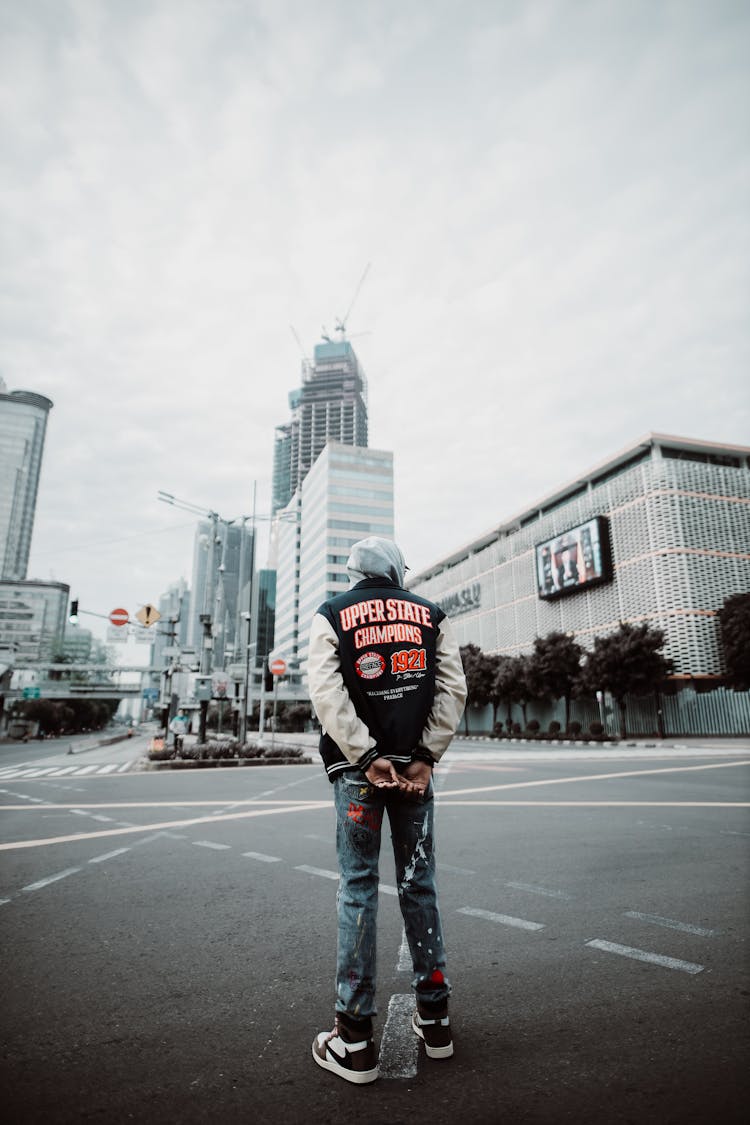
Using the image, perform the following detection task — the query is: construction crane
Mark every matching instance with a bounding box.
[335,262,371,339]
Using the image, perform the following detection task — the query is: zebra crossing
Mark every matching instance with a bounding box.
[0,761,139,780]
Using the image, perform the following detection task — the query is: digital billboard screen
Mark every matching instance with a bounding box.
[535,516,612,600]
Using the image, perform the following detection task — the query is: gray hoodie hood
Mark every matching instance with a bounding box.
[346,537,407,588]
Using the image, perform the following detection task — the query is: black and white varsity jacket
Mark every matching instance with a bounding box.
[307,577,467,782]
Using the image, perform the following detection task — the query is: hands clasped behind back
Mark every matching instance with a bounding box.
[364,756,432,795]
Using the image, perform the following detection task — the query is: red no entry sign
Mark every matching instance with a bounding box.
[270,658,286,676]
[110,608,129,627]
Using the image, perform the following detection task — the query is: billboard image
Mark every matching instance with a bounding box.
[535,516,612,600]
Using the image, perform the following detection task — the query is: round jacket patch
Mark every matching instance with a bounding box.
[355,651,385,680]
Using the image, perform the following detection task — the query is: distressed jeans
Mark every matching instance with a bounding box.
[333,770,450,1022]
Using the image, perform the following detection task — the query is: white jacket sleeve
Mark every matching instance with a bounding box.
[307,612,377,767]
[419,616,467,763]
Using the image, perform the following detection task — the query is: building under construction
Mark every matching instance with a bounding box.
[272,339,368,513]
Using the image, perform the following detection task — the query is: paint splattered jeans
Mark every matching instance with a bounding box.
[333,770,450,1023]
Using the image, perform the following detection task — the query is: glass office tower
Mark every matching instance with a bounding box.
[0,383,53,581]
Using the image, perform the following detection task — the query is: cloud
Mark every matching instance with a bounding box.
[0,0,747,646]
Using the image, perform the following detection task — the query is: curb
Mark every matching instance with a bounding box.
[68,733,135,756]
[140,756,315,771]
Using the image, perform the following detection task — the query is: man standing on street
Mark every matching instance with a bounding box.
[307,536,467,1084]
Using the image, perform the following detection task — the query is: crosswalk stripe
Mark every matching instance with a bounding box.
[0,762,137,780]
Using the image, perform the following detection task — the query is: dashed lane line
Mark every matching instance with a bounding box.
[243,851,283,863]
[378,994,419,1080]
[586,939,704,975]
[457,906,545,931]
[294,863,397,895]
[88,848,131,863]
[22,867,82,893]
[295,864,339,881]
[192,840,232,850]
[507,881,573,900]
[438,862,475,876]
[624,911,717,937]
[397,930,411,972]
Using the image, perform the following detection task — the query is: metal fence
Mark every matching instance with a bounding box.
[465,686,750,738]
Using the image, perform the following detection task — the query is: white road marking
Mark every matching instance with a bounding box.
[586,939,704,974]
[243,851,282,863]
[48,766,79,776]
[17,768,58,778]
[437,759,750,800]
[295,864,339,880]
[97,764,119,775]
[397,929,411,972]
[88,848,131,863]
[192,840,232,850]
[22,867,82,892]
[438,862,476,875]
[507,881,573,900]
[624,911,717,937]
[0,898,11,906]
[0,801,343,853]
[457,906,545,931]
[380,884,398,896]
[69,809,90,816]
[91,815,114,822]
[72,766,99,776]
[117,763,132,772]
[378,994,418,1079]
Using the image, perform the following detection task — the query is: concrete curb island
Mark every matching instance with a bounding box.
[141,755,314,771]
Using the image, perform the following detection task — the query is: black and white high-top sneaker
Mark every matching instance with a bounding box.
[312,1017,379,1084]
[412,1002,454,1059]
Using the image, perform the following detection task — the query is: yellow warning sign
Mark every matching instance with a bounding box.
[136,604,161,627]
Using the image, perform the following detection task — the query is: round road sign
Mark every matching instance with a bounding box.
[270,658,287,676]
[110,608,129,627]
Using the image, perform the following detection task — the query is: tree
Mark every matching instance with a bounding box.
[528,631,583,730]
[492,652,532,729]
[19,699,62,735]
[718,593,750,690]
[459,644,496,733]
[581,621,672,738]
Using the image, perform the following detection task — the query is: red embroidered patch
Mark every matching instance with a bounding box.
[346,801,382,831]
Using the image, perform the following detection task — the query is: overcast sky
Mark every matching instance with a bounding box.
[2,0,748,655]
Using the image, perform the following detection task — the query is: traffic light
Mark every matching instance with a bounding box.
[69,599,79,624]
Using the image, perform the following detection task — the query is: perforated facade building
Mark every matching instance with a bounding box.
[408,435,750,679]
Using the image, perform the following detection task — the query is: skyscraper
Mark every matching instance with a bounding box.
[272,339,368,513]
[0,381,53,581]
[188,519,254,669]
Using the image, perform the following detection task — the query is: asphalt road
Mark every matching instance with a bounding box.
[1,744,748,1124]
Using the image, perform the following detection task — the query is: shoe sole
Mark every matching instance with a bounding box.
[412,1013,454,1059]
[312,1042,379,1084]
